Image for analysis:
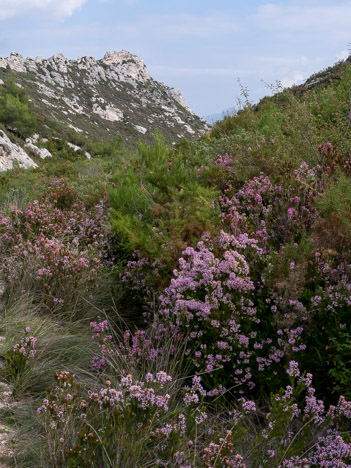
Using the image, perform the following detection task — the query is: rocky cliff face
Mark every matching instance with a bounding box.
[0,131,38,171]
[0,51,208,144]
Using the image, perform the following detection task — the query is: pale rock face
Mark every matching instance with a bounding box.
[173,115,186,125]
[24,57,39,73]
[0,58,8,69]
[67,142,81,152]
[167,88,186,107]
[63,96,84,114]
[41,98,57,108]
[36,82,59,100]
[93,103,124,122]
[78,56,97,67]
[67,142,91,159]
[102,50,151,82]
[0,131,37,171]
[0,78,4,86]
[26,134,40,144]
[134,124,147,134]
[184,124,195,135]
[25,142,52,160]
[6,52,26,73]
[50,71,66,87]
[49,53,69,73]
[102,50,132,65]
[78,56,106,85]
[68,124,83,133]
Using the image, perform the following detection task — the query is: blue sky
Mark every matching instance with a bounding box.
[0,0,350,116]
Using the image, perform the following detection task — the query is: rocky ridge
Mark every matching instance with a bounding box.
[0,51,208,145]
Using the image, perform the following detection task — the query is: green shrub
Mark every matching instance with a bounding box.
[109,134,220,269]
[0,77,37,137]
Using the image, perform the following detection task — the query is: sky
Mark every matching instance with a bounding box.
[0,0,350,117]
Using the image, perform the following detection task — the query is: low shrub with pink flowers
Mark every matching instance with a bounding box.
[3,326,37,379]
[37,340,351,467]
[0,178,112,311]
[37,369,210,467]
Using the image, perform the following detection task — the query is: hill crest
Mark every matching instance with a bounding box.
[0,50,208,145]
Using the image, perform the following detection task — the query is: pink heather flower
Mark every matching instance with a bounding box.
[287,360,300,378]
[241,399,256,413]
[287,207,296,220]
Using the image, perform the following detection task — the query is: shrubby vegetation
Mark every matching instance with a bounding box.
[1,59,351,466]
[0,78,37,137]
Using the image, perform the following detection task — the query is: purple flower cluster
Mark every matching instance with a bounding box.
[157,230,308,393]
[13,326,37,359]
[38,369,209,466]
[5,326,38,378]
[0,179,112,308]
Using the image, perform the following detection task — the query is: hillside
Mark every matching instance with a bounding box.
[0,55,351,467]
[0,50,208,146]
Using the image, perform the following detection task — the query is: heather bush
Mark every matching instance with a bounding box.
[3,326,37,380]
[0,178,112,312]
[36,330,351,468]
[37,319,211,468]
[155,231,311,397]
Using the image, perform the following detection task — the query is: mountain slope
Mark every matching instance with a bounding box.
[0,51,208,145]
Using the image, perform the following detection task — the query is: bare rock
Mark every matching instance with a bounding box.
[0,131,37,171]
[93,103,124,122]
[25,142,52,160]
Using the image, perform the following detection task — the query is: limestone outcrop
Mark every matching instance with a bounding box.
[0,131,37,172]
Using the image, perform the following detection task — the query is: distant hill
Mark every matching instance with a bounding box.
[205,108,235,124]
[0,50,208,146]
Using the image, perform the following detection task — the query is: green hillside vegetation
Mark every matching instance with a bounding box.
[0,77,37,137]
[0,58,351,466]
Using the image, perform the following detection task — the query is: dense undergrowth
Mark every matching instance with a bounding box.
[0,59,351,466]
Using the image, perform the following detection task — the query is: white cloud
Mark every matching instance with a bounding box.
[0,0,87,20]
